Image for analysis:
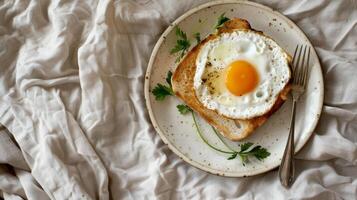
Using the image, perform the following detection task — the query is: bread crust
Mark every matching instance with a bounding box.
[172,18,291,141]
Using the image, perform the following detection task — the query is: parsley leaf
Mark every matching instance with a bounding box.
[170,39,190,54]
[152,84,173,101]
[175,26,188,40]
[194,32,201,43]
[215,13,230,29]
[170,26,191,63]
[177,104,192,115]
[152,71,174,101]
[166,71,173,87]
[240,142,254,152]
[250,146,271,161]
[227,152,238,160]
[237,143,271,164]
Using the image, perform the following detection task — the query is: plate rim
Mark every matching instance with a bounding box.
[144,0,324,177]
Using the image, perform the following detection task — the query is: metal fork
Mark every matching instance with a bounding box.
[279,45,311,188]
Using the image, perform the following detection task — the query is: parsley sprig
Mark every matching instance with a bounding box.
[227,142,271,164]
[215,13,230,29]
[170,27,191,63]
[152,71,173,101]
[177,104,192,114]
[177,105,270,164]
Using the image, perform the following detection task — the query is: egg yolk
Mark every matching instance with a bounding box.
[225,60,259,96]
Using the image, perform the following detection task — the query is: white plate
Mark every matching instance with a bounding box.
[145,0,323,177]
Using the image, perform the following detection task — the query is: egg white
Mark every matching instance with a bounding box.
[194,30,290,119]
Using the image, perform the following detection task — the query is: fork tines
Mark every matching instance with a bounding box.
[291,45,311,87]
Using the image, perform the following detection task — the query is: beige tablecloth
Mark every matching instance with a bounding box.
[0,0,356,199]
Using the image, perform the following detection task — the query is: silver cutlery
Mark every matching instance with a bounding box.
[279,45,311,188]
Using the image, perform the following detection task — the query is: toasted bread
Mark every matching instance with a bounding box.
[172,18,291,141]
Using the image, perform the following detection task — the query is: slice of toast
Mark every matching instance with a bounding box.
[172,18,291,141]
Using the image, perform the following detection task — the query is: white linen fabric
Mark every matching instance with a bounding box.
[0,0,356,199]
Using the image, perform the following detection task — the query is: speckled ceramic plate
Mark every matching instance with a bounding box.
[145,0,323,177]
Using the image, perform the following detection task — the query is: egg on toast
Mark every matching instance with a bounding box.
[172,18,291,141]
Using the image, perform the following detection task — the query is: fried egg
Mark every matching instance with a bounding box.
[193,30,291,119]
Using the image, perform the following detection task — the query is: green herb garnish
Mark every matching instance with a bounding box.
[172,94,270,164]
[166,71,173,86]
[191,110,270,164]
[177,104,193,114]
[170,26,191,63]
[152,84,173,101]
[226,142,271,164]
[194,32,201,43]
[246,145,271,161]
[228,152,239,160]
[152,71,174,101]
[215,13,230,29]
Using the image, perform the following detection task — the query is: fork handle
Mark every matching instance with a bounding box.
[279,99,296,188]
